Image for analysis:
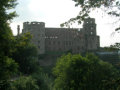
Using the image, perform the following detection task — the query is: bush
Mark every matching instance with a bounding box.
[10,76,39,90]
[32,72,54,90]
[53,53,119,90]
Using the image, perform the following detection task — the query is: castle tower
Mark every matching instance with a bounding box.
[83,18,100,51]
[83,18,96,36]
[22,22,45,54]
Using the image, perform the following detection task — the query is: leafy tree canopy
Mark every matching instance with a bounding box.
[61,0,120,30]
[0,0,18,89]
[10,76,39,90]
[0,0,17,23]
[53,53,119,90]
[0,0,17,56]
[110,43,120,50]
[11,33,39,74]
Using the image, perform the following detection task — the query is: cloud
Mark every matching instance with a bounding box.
[27,0,80,26]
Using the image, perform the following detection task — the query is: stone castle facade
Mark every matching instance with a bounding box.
[22,18,100,54]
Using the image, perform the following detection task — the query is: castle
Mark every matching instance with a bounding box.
[22,18,100,54]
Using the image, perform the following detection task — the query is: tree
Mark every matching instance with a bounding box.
[0,0,18,89]
[10,76,39,90]
[0,56,18,90]
[102,43,120,52]
[53,53,119,90]
[110,43,120,50]
[61,0,120,31]
[0,0,17,23]
[32,72,54,90]
[11,33,39,74]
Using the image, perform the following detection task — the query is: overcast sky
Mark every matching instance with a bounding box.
[10,0,120,47]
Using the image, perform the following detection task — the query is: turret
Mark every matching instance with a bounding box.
[83,18,96,36]
[83,18,100,51]
[22,21,45,54]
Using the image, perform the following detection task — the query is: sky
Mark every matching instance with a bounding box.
[10,0,120,47]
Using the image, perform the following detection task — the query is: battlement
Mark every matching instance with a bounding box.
[23,21,45,30]
[22,18,100,54]
[23,21,45,27]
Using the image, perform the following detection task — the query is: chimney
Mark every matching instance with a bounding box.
[17,25,20,36]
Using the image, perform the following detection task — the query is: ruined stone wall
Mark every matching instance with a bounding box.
[83,18,100,51]
[45,28,85,53]
[22,18,100,54]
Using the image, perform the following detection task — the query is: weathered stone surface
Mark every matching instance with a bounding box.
[22,18,100,54]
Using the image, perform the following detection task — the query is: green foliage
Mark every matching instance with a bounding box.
[0,0,17,23]
[0,23,15,56]
[61,0,120,29]
[53,53,119,90]
[0,56,18,79]
[0,0,18,89]
[110,43,120,50]
[0,0,17,57]
[10,76,39,90]
[32,72,54,90]
[11,33,39,74]
[101,78,120,90]
[0,26,18,89]
[102,43,120,52]
[0,56,18,90]
[102,47,118,52]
